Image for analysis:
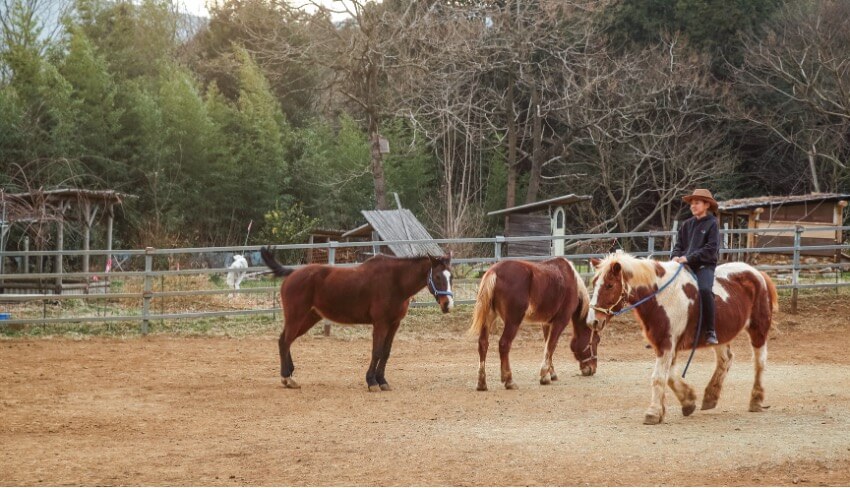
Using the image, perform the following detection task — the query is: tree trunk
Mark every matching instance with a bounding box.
[504,82,518,229]
[369,118,387,210]
[525,86,543,204]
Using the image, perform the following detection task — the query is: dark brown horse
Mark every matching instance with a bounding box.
[261,247,453,391]
[468,257,594,391]
[588,252,778,424]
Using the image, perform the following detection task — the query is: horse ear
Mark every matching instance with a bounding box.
[611,262,622,275]
[590,258,601,269]
[445,250,453,263]
[428,254,440,266]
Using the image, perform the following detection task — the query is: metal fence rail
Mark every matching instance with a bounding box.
[1,226,848,331]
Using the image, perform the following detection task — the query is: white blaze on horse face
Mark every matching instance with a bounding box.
[443,270,454,309]
[587,277,602,324]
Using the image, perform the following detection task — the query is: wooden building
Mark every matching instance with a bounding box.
[716,193,849,261]
[0,188,131,295]
[487,194,592,257]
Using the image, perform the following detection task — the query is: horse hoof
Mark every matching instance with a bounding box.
[643,413,663,425]
[379,383,392,391]
[701,399,717,411]
[476,383,488,391]
[281,377,301,389]
[682,404,697,417]
[540,375,551,385]
[550,373,559,381]
[368,384,381,392]
[749,403,764,412]
[504,381,519,390]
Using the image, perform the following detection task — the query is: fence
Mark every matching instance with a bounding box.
[1,226,848,332]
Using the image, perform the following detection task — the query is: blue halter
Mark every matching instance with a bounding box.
[428,269,453,298]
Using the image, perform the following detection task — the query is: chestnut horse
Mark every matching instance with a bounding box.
[469,257,594,391]
[260,246,453,391]
[588,252,778,424]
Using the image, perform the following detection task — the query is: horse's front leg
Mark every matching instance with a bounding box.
[667,358,697,417]
[645,348,674,425]
[374,319,401,391]
[366,322,390,392]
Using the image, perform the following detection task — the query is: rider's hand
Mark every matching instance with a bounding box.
[673,256,687,264]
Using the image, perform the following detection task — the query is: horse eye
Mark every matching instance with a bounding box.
[605,284,613,289]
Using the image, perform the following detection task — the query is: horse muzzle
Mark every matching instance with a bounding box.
[437,296,453,314]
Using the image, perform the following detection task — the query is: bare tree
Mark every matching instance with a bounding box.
[733,0,850,193]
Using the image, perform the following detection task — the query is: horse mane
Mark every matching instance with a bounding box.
[568,259,590,319]
[593,251,659,289]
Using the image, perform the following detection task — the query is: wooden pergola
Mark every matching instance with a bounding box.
[0,188,132,294]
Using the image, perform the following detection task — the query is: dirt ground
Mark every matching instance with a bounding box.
[2,294,850,486]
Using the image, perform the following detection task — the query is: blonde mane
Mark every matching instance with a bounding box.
[593,251,660,289]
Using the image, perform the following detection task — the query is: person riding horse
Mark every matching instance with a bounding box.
[671,189,720,345]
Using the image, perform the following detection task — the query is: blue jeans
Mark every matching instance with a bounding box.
[695,265,716,334]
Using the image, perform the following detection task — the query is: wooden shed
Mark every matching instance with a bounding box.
[0,188,132,295]
[717,192,849,261]
[342,209,444,259]
[487,194,592,257]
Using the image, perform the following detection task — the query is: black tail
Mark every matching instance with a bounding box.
[260,246,296,278]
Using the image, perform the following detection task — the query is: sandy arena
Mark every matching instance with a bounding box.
[2,294,849,486]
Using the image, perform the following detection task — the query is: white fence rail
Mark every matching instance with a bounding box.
[1,226,848,332]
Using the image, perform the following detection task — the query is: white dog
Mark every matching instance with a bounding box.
[226,254,248,297]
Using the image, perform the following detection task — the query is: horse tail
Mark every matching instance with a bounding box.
[468,270,497,338]
[761,271,779,314]
[260,246,296,278]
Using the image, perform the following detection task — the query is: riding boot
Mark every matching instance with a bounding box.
[699,288,718,345]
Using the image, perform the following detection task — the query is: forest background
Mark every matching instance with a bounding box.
[1,0,848,252]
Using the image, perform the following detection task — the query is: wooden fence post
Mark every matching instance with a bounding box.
[142,247,154,335]
[791,226,803,314]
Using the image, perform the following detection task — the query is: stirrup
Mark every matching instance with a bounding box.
[705,330,718,345]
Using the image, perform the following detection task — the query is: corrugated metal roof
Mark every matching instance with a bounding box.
[717,193,850,211]
[343,209,444,257]
[487,193,592,217]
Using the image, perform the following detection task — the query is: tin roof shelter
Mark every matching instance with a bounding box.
[343,209,443,258]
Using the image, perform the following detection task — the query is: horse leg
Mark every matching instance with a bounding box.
[539,324,553,385]
[499,318,522,390]
[701,344,733,410]
[667,356,698,417]
[645,348,674,425]
[375,319,402,391]
[279,309,322,389]
[747,326,769,412]
[366,322,390,392]
[477,324,490,391]
[540,320,568,384]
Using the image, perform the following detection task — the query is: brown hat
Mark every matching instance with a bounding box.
[682,189,718,213]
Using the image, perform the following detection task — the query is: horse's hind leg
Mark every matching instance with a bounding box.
[279,309,322,389]
[667,357,698,417]
[539,324,553,384]
[477,323,490,391]
[747,326,769,412]
[375,319,402,391]
[499,318,522,390]
[701,344,733,410]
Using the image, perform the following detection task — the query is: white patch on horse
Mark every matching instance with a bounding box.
[443,269,455,309]
[652,261,691,340]
[588,277,603,325]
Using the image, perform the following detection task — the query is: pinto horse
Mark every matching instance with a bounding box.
[588,252,778,424]
[260,246,453,391]
[469,257,594,391]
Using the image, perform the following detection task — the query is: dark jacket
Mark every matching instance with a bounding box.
[672,214,720,267]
